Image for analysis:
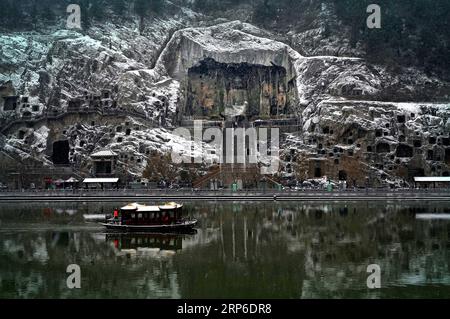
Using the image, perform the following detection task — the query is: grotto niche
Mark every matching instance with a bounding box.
[184,58,296,119]
[52,140,70,165]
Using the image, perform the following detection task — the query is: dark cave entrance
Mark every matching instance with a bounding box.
[3,96,19,111]
[185,58,295,119]
[314,167,322,178]
[95,161,112,175]
[338,170,347,181]
[52,140,70,165]
[396,144,413,158]
[408,167,424,180]
[376,142,390,153]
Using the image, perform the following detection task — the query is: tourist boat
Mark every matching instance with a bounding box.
[101,202,198,232]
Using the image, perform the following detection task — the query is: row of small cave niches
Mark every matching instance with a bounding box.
[293,121,450,176]
[285,147,449,178]
[2,95,41,115]
[72,121,142,148]
[318,121,449,153]
[305,135,449,157]
[72,120,163,166]
[321,123,449,145]
[68,89,169,110]
[68,89,115,109]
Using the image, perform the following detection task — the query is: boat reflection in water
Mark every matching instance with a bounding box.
[105,230,197,258]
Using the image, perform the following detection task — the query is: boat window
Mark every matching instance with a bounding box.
[138,213,143,219]
[131,213,135,219]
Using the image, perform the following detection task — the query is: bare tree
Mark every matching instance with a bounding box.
[142,152,178,184]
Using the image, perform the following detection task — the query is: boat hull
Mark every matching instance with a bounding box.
[101,219,198,232]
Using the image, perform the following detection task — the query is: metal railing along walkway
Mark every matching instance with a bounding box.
[0,188,449,202]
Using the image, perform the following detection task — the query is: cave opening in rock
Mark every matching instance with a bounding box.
[314,167,322,178]
[184,58,295,119]
[396,144,413,158]
[52,140,70,165]
[338,170,347,181]
[2,96,18,111]
[95,161,112,175]
[443,138,449,146]
[376,142,390,153]
[408,167,424,180]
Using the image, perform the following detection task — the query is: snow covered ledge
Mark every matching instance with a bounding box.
[154,21,302,84]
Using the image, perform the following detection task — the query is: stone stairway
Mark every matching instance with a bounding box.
[193,166,221,188]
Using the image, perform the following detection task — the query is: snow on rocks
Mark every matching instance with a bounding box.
[0,10,448,185]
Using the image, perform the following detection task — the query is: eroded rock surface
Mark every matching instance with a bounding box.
[0,9,449,187]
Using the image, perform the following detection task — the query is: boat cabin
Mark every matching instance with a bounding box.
[118,202,183,226]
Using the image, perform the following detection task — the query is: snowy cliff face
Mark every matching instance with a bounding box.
[156,21,300,80]
[0,9,201,119]
[0,5,449,185]
[290,101,449,186]
[60,118,214,177]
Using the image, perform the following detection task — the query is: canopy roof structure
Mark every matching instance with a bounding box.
[136,206,160,212]
[91,150,118,157]
[82,178,119,183]
[120,203,162,212]
[120,203,142,211]
[159,202,183,210]
[414,177,450,182]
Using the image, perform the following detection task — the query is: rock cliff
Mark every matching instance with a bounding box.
[0,2,448,187]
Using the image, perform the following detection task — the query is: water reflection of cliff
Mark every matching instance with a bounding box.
[178,202,450,298]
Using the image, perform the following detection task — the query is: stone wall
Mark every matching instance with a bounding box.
[294,101,450,185]
[184,58,295,119]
